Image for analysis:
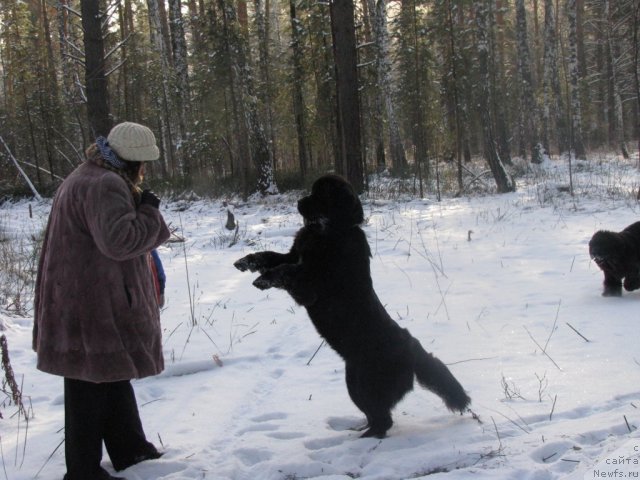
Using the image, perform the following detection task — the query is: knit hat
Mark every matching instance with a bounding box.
[107,122,160,162]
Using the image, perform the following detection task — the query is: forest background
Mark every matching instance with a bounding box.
[1,0,640,199]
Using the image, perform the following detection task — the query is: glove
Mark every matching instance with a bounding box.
[140,189,161,209]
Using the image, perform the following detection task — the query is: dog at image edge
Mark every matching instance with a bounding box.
[234,174,471,438]
[589,221,640,297]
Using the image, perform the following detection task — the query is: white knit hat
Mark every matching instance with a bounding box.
[107,122,160,162]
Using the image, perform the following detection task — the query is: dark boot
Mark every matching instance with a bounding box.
[102,381,162,471]
[112,448,163,471]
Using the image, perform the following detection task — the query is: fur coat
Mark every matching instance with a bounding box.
[33,159,170,383]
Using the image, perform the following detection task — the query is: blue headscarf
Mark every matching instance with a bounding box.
[96,136,126,169]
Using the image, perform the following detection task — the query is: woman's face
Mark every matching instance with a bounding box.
[138,163,145,183]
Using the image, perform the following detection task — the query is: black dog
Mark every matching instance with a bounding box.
[234,174,470,438]
[589,221,640,296]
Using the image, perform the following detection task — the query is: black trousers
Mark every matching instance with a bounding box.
[64,378,157,478]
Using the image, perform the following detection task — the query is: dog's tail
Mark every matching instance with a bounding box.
[411,338,471,413]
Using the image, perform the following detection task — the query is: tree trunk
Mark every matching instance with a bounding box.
[147,0,174,177]
[330,0,364,193]
[168,0,191,176]
[81,0,111,137]
[220,0,276,194]
[475,0,515,193]
[445,0,463,190]
[566,0,587,159]
[365,0,386,172]
[604,0,629,159]
[255,0,278,172]
[289,0,310,178]
[634,0,640,163]
[369,0,407,172]
[542,0,567,156]
[515,0,543,163]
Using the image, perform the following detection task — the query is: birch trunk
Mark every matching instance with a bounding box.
[368,0,406,171]
[168,0,191,176]
[515,0,543,163]
[566,0,587,159]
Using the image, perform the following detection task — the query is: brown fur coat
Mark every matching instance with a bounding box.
[33,159,170,382]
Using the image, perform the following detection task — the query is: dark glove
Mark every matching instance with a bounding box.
[140,189,161,209]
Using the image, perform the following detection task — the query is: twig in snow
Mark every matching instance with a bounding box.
[468,408,483,424]
[566,322,590,343]
[433,279,453,321]
[524,326,563,371]
[491,417,503,452]
[624,415,634,433]
[307,340,326,366]
[501,374,527,401]
[544,299,561,352]
[549,394,558,421]
[34,437,64,478]
[178,214,197,327]
[535,372,548,402]
[447,356,498,366]
[0,435,7,480]
[486,407,531,434]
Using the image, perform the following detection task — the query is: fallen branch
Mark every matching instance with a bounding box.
[524,326,563,371]
[0,136,43,201]
[307,340,326,366]
[566,322,590,343]
[624,415,634,432]
[544,300,561,353]
[549,394,558,421]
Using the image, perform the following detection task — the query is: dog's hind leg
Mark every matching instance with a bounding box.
[345,363,396,438]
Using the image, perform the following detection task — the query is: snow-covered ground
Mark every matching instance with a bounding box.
[1,155,639,480]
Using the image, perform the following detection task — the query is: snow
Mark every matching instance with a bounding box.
[1,155,640,480]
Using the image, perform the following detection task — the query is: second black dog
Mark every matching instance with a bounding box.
[589,221,640,296]
[234,174,470,438]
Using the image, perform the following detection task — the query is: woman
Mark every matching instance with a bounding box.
[33,122,170,480]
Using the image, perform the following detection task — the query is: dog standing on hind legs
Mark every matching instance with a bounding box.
[234,174,471,438]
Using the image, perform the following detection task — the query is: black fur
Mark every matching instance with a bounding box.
[589,221,640,297]
[234,174,470,438]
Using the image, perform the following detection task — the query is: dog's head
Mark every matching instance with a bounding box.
[589,230,624,272]
[298,174,364,228]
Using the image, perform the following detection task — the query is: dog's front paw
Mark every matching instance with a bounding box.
[234,254,260,272]
[253,276,273,290]
[253,270,284,290]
